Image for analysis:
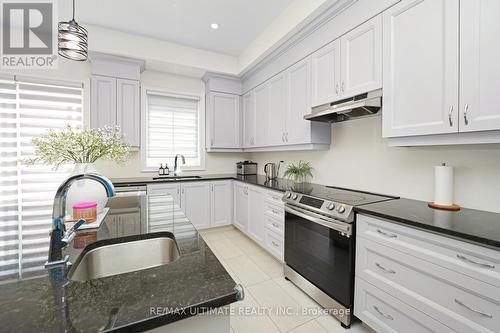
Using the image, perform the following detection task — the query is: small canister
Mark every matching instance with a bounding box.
[72,201,97,223]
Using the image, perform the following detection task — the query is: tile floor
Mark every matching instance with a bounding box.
[199,226,377,333]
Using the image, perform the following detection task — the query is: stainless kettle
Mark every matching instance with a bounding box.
[264,161,283,180]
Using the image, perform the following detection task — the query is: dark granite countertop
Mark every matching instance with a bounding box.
[355,198,500,249]
[111,174,297,193]
[113,174,500,249]
[0,194,239,333]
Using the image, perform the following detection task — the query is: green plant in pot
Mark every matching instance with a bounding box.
[283,161,313,184]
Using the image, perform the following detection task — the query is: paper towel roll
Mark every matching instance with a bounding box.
[434,164,454,206]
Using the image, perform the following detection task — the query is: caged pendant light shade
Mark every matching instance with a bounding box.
[58,0,88,61]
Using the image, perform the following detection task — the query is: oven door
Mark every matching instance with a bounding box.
[284,204,354,308]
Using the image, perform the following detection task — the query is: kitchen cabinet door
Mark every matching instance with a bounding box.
[382,0,459,138]
[254,83,269,146]
[211,181,232,227]
[90,75,116,128]
[247,185,265,244]
[181,182,211,230]
[267,73,287,146]
[146,183,181,206]
[243,91,256,147]
[311,39,341,107]
[233,182,248,232]
[286,58,312,144]
[116,78,140,147]
[460,0,500,132]
[207,92,240,148]
[340,15,382,98]
[120,212,141,236]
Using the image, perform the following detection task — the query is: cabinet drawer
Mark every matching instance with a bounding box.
[265,190,284,206]
[265,215,283,235]
[355,277,457,333]
[357,237,500,333]
[357,214,500,288]
[265,228,284,262]
[265,202,284,220]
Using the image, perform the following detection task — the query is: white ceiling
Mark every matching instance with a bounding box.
[60,0,295,56]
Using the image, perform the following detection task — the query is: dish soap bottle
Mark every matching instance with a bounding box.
[164,163,170,175]
[159,164,165,176]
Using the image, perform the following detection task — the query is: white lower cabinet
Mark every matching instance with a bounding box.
[211,180,232,227]
[147,180,233,230]
[355,214,500,333]
[181,182,211,230]
[355,277,457,333]
[247,186,266,243]
[147,183,181,206]
[232,181,285,261]
[233,182,249,231]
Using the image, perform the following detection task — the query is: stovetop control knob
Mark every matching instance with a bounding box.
[292,194,298,200]
[327,203,335,210]
[337,205,346,214]
[286,192,292,199]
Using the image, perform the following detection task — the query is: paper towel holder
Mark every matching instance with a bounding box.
[428,202,460,211]
[428,163,461,211]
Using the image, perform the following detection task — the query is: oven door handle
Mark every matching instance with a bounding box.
[285,205,352,235]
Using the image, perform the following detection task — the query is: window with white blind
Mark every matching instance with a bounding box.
[142,90,203,170]
[0,76,83,280]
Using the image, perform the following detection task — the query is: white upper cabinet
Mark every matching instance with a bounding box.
[181,182,211,230]
[382,0,459,138]
[340,15,382,98]
[206,92,240,149]
[267,73,287,145]
[91,75,117,128]
[90,55,143,147]
[210,181,232,227]
[311,39,341,107]
[286,59,312,144]
[460,0,500,132]
[254,83,270,146]
[116,79,140,147]
[243,91,256,147]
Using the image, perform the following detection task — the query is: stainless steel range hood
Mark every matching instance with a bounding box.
[304,89,382,123]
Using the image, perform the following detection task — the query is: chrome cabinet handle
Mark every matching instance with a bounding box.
[457,254,495,269]
[271,241,279,247]
[373,306,394,320]
[455,299,493,319]
[272,222,280,228]
[375,262,396,274]
[341,81,345,94]
[285,132,288,142]
[448,105,454,127]
[271,209,280,215]
[211,138,214,146]
[335,83,340,96]
[464,103,469,125]
[376,229,397,238]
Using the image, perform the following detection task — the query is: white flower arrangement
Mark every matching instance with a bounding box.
[26,125,130,169]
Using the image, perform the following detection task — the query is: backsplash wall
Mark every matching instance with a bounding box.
[249,117,500,213]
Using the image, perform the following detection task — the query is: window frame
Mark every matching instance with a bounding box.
[140,86,205,173]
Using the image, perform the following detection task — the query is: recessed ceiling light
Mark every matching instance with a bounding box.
[210,23,219,30]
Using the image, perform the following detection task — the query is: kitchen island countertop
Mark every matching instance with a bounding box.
[0,194,239,333]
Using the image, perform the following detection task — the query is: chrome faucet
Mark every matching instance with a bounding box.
[173,154,185,176]
[45,173,115,268]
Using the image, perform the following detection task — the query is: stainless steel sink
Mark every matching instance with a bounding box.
[68,235,180,281]
[152,176,202,181]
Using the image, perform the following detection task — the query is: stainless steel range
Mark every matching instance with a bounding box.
[282,186,396,328]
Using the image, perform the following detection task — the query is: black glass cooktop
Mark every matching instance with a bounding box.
[294,184,398,206]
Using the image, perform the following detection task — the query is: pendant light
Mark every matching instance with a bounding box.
[58,0,88,61]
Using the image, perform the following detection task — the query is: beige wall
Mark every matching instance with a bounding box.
[248,117,500,213]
